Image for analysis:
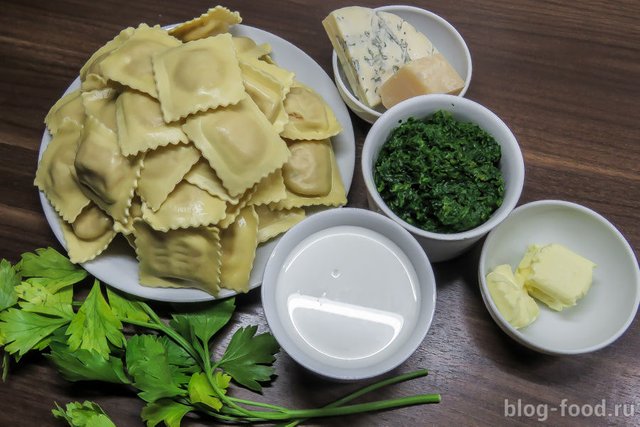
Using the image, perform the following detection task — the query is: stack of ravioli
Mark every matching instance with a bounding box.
[35,6,347,296]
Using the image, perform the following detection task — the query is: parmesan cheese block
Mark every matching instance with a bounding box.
[380,54,465,108]
[323,6,437,108]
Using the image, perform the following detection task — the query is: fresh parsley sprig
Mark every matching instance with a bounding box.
[0,248,441,426]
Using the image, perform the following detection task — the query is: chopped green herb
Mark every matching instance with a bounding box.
[374,110,505,233]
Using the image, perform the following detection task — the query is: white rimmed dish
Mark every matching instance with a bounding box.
[331,5,472,123]
[362,94,525,262]
[261,208,436,381]
[479,200,640,355]
[37,24,356,303]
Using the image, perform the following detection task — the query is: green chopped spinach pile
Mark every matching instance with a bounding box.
[374,110,505,233]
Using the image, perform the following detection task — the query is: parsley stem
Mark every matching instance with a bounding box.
[136,303,271,421]
[202,350,262,420]
[281,369,431,427]
[248,394,441,420]
[125,302,441,423]
[120,318,162,331]
[227,397,289,412]
[138,304,202,363]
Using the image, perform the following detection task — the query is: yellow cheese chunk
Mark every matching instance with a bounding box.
[521,244,596,311]
[486,264,539,329]
[379,54,464,109]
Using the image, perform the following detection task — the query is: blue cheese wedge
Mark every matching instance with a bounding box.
[323,6,438,108]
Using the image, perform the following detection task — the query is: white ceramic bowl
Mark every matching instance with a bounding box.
[479,200,640,355]
[261,208,436,381]
[362,94,525,262]
[332,5,472,123]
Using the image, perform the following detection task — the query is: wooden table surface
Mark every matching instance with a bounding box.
[1,0,639,425]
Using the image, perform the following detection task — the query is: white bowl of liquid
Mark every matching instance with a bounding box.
[261,208,436,381]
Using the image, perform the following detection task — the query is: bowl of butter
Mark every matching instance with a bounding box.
[323,5,472,123]
[479,200,640,355]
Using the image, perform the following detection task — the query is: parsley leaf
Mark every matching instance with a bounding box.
[52,401,116,427]
[16,278,74,321]
[160,336,199,375]
[18,247,87,284]
[170,298,235,348]
[16,278,73,307]
[19,276,76,295]
[66,280,125,359]
[48,341,130,384]
[0,259,19,311]
[106,288,150,323]
[126,334,189,403]
[188,371,231,411]
[0,308,69,357]
[141,399,192,427]
[216,325,279,392]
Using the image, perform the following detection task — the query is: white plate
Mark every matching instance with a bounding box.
[37,24,355,302]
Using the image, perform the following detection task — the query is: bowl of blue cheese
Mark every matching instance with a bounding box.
[323,5,472,123]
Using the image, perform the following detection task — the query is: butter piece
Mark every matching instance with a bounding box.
[380,55,464,109]
[486,264,539,329]
[323,6,437,108]
[514,244,540,287]
[521,244,596,311]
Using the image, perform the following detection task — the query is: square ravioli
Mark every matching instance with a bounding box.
[153,33,245,122]
[35,118,90,223]
[169,6,242,42]
[282,140,332,197]
[99,24,181,98]
[116,90,188,156]
[74,116,142,224]
[59,203,116,264]
[44,90,84,135]
[220,205,259,292]
[281,82,342,140]
[82,88,119,133]
[134,221,222,295]
[184,160,238,204]
[270,139,346,210]
[141,181,227,231]
[249,169,287,206]
[136,142,201,211]
[183,96,290,197]
[80,27,135,91]
[218,186,256,230]
[232,37,272,61]
[240,58,292,134]
[255,205,305,243]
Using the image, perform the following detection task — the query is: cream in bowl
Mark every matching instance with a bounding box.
[261,208,436,380]
[325,5,472,123]
[362,94,524,262]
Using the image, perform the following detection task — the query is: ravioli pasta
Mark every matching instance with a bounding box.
[36,5,347,296]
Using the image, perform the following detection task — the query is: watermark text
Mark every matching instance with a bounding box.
[504,398,637,422]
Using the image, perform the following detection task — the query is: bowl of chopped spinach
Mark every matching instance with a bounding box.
[362,94,524,262]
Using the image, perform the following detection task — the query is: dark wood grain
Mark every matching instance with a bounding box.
[1,0,639,425]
